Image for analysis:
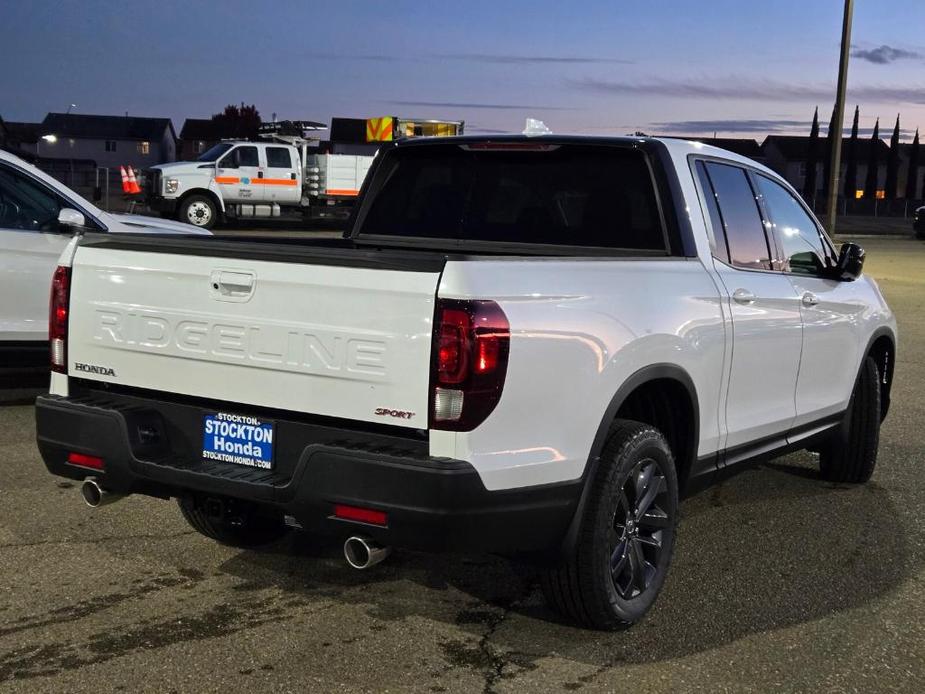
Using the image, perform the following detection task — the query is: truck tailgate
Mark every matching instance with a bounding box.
[66,239,443,430]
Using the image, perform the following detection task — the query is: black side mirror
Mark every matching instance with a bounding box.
[835,242,865,281]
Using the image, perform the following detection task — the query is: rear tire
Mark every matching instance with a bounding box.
[818,356,881,483]
[177,496,289,547]
[179,194,218,229]
[541,420,679,630]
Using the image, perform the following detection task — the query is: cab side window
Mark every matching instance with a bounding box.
[701,162,772,270]
[755,174,830,275]
[0,163,62,231]
[236,146,259,167]
[266,147,291,168]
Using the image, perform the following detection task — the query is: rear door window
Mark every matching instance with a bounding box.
[702,162,772,270]
[356,144,668,251]
[266,147,292,168]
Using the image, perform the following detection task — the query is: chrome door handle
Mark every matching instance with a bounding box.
[732,288,756,304]
[802,292,819,307]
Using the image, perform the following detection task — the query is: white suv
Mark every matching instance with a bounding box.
[0,149,207,383]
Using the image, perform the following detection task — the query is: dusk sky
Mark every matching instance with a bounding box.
[3,0,925,140]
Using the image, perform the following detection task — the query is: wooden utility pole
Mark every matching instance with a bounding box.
[825,0,854,235]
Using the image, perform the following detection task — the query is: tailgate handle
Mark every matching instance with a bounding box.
[211,270,256,298]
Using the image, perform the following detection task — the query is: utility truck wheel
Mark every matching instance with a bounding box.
[179,195,217,229]
[177,496,289,547]
[819,356,881,483]
[542,420,679,630]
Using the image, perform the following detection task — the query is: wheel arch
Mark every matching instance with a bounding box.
[559,364,699,556]
[864,327,896,421]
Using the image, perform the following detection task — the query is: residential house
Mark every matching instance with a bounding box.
[0,118,41,159]
[35,113,177,171]
[762,135,891,204]
[898,142,925,201]
[177,118,227,160]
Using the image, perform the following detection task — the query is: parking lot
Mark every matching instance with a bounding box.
[0,235,922,693]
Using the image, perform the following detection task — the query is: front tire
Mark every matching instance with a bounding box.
[819,356,881,483]
[179,194,218,229]
[542,420,679,630]
[177,496,289,547]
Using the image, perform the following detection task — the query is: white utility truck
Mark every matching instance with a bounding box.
[145,118,464,228]
[38,135,895,630]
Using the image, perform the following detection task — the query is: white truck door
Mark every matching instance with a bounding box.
[215,145,264,203]
[697,161,803,450]
[753,173,864,427]
[264,145,301,204]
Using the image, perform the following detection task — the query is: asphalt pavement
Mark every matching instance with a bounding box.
[0,237,922,692]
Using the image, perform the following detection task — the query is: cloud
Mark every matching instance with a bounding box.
[466,127,514,134]
[438,53,632,65]
[850,44,921,64]
[650,118,912,138]
[653,119,813,133]
[304,52,632,66]
[305,52,400,62]
[385,99,572,111]
[571,75,925,104]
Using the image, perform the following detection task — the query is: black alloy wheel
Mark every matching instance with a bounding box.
[609,458,670,599]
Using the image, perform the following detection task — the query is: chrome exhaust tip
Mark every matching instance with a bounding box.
[343,535,391,570]
[80,478,125,508]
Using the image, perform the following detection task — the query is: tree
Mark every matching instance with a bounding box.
[822,104,837,196]
[906,128,920,200]
[885,114,901,199]
[864,118,881,200]
[843,106,860,199]
[210,103,261,140]
[802,107,820,203]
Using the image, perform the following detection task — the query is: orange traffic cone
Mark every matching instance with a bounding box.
[119,166,132,194]
[126,166,141,194]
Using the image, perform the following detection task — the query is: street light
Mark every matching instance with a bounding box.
[825,0,854,236]
[37,133,57,157]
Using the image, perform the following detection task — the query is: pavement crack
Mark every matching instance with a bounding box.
[477,606,509,694]
[0,530,196,550]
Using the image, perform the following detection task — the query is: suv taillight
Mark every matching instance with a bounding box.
[49,265,70,373]
[431,299,510,431]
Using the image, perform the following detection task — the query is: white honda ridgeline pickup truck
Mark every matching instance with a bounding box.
[36,135,896,630]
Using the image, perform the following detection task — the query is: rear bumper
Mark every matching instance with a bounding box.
[35,390,579,554]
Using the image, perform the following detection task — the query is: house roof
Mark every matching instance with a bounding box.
[3,121,42,144]
[41,113,175,142]
[662,136,763,159]
[179,118,228,141]
[763,135,891,160]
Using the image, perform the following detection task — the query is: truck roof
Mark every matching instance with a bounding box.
[393,133,775,176]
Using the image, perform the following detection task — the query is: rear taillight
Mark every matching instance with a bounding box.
[431,299,510,431]
[333,504,388,527]
[67,452,104,470]
[49,265,70,373]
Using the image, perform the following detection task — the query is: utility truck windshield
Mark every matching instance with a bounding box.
[196,143,234,162]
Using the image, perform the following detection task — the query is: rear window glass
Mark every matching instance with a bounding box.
[356,144,667,250]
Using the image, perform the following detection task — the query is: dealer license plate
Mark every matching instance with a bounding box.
[202,412,275,470]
